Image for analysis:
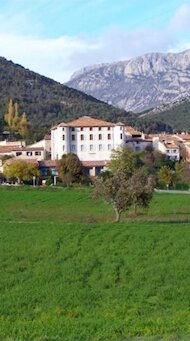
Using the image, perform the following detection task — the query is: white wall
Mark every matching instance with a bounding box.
[51,124,125,161]
[29,139,51,153]
[126,140,152,152]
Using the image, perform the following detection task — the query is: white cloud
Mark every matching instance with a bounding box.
[169,5,190,30]
[0,5,189,82]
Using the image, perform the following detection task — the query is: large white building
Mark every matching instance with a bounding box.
[51,116,126,162]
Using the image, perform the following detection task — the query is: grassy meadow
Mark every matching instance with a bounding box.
[0,186,190,340]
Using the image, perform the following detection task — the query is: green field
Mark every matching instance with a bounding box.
[0,187,190,341]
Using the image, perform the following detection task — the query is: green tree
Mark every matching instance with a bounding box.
[94,148,155,222]
[174,162,185,183]
[94,169,155,222]
[109,147,143,177]
[127,168,155,215]
[4,160,40,183]
[158,165,174,188]
[57,153,85,186]
[93,171,131,222]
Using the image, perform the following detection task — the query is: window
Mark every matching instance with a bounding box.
[108,134,111,140]
[108,144,112,150]
[99,127,102,131]
[26,151,32,156]
[62,127,65,131]
[99,134,102,140]
[89,127,93,131]
[62,135,65,140]
[71,127,75,131]
[120,133,123,139]
[81,127,84,131]
[108,127,111,131]
[72,134,75,141]
[63,145,65,151]
[81,145,84,152]
[81,134,84,141]
[71,145,76,152]
[90,134,93,140]
[35,151,41,156]
[16,152,22,156]
[99,144,102,151]
[173,149,177,153]
[90,145,93,151]
[120,127,123,130]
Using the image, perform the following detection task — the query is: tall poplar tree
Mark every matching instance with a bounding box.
[18,112,29,138]
[12,102,20,131]
[4,99,15,130]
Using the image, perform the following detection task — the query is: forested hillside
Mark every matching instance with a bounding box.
[0,57,128,130]
[138,97,190,132]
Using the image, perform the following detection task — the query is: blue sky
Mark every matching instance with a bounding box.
[0,0,190,81]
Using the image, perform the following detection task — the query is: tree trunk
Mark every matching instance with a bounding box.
[114,207,121,223]
[133,203,137,216]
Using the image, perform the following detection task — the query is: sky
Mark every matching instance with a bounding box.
[0,0,190,82]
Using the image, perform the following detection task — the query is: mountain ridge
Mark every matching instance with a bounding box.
[66,49,190,112]
[0,56,128,131]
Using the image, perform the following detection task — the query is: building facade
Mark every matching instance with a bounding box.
[152,136,180,161]
[51,116,126,162]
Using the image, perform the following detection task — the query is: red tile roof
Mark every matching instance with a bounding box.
[176,134,190,141]
[51,122,68,130]
[12,147,44,152]
[67,117,116,127]
[125,126,142,135]
[39,160,110,168]
[82,160,110,167]
[0,146,18,153]
[165,143,179,149]
[51,116,119,129]
[0,146,44,153]
[39,160,57,167]
[5,157,38,165]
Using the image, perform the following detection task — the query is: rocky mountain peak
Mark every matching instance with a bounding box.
[66,50,190,112]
